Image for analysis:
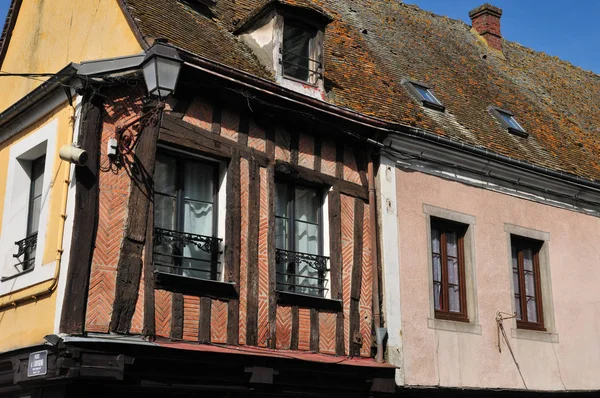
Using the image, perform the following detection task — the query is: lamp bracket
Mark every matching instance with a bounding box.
[114,102,165,157]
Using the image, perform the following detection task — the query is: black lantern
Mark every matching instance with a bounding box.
[142,43,183,99]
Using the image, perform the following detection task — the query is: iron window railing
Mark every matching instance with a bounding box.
[279,48,323,80]
[13,233,38,272]
[153,227,222,281]
[276,248,329,297]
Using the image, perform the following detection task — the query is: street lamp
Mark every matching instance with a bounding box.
[141,43,183,99]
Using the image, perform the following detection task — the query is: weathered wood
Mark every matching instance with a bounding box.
[336,141,344,179]
[169,97,192,119]
[314,136,322,173]
[290,306,300,350]
[266,124,276,160]
[59,92,103,335]
[245,159,260,346]
[290,131,299,165]
[310,308,320,352]
[267,164,277,349]
[211,105,222,135]
[110,104,163,334]
[328,188,345,355]
[171,293,184,340]
[354,147,369,187]
[274,161,368,200]
[238,112,249,146]
[226,151,241,345]
[142,200,156,338]
[160,115,270,167]
[349,198,364,357]
[199,297,212,343]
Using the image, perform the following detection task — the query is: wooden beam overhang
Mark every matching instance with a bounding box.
[0,341,396,397]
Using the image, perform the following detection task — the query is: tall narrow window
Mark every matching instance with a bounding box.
[153,152,222,280]
[15,155,45,272]
[431,218,468,321]
[512,236,544,330]
[282,22,316,82]
[275,181,328,297]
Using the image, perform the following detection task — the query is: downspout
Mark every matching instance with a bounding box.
[0,105,75,311]
[368,152,384,362]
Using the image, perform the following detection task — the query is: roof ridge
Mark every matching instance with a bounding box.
[399,1,599,78]
[0,0,23,68]
[504,40,600,80]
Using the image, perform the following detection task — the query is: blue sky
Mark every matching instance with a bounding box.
[0,0,598,74]
[407,0,600,74]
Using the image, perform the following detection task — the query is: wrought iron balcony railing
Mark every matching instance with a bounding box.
[13,232,37,272]
[153,227,222,280]
[276,248,329,298]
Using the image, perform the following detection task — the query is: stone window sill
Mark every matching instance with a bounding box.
[511,327,559,343]
[427,318,482,335]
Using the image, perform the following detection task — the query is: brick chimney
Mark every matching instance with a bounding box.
[469,4,503,51]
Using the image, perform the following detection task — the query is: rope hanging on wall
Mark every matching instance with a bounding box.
[496,311,528,390]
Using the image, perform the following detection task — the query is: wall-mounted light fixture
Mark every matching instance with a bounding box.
[110,43,183,163]
[141,43,183,99]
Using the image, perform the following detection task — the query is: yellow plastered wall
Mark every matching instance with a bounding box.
[0,103,73,352]
[0,0,143,111]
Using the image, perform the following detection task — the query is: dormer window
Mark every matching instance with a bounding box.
[282,22,318,83]
[235,1,332,99]
[402,79,445,112]
[488,106,528,137]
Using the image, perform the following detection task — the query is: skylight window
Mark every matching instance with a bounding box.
[488,106,528,137]
[402,79,445,112]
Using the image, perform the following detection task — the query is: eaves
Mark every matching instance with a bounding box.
[383,132,600,215]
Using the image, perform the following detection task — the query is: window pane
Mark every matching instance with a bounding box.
[523,248,534,271]
[184,200,213,236]
[414,85,440,104]
[527,297,538,323]
[28,196,42,235]
[513,268,520,296]
[499,112,524,131]
[154,195,176,230]
[433,282,441,310]
[525,271,535,297]
[446,231,457,257]
[184,161,214,203]
[283,24,310,81]
[449,285,460,312]
[295,221,319,255]
[275,218,289,250]
[514,295,522,320]
[295,187,319,224]
[448,258,458,285]
[276,183,289,217]
[31,156,45,198]
[431,227,440,254]
[182,244,213,279]
[432,254,441,282]
[155,155,177,195]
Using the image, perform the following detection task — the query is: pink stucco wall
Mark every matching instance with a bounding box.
[395,168,600,390]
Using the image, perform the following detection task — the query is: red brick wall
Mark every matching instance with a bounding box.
[84,91,375,358]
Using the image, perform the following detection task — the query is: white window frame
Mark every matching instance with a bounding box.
[0,119,58,295]
[504,223,558,343]
[423,204,481,335]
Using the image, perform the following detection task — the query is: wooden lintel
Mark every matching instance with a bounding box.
[274,161,368,200]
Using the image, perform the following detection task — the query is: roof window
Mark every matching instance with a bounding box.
[488,106,528,137]
[402,79,445,112]
[281,21,321,83]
